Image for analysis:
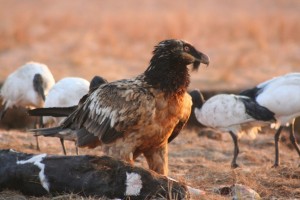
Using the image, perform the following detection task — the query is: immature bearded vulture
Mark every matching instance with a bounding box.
[31,39,209,175]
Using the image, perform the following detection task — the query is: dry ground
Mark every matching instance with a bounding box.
[1,0,300,199]
[0,125,300,199]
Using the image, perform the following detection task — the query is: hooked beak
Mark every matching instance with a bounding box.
[199,52,210,66]
[193,52,210,70]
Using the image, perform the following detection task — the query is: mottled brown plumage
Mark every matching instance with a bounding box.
[32,39,209,175]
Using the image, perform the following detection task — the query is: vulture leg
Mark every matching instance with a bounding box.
[144,144,168,175]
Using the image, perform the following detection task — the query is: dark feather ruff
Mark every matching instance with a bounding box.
[144,40,192,96]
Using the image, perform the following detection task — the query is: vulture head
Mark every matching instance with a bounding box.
[145,39,209,94]
[150,39,209,70]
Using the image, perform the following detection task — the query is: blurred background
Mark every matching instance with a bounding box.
[1,2,300,199]
[0,0,299,90]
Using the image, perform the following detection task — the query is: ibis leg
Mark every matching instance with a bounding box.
[229,131,239,168]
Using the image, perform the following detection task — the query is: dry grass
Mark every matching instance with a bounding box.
[1,127,300,199]
[0,0,300,89]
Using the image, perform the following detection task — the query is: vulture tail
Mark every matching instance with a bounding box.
[29,126,65,137]
[28,106,77,117]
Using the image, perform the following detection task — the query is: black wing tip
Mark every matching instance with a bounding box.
[239,87,260,100]
[240,97,275,121]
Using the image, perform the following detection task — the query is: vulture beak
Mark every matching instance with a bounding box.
[193,51,210,70]
[199,52,210,66]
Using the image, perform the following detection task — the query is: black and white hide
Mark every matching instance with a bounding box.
[0,149,204,199]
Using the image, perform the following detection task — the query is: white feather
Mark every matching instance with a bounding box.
[255,72,300,128]
[43,77,90,125]
[1,62,55,109]
[194,94,263,137]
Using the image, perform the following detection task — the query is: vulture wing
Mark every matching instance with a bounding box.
[63,78,155,144]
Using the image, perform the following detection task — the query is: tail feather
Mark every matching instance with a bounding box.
[29,126,65,137]
[239,87,260,99]
[240,97,275,121]
[29,126,77,142]
[28,106,77,117]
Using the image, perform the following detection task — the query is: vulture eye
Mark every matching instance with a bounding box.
[184,46,190,52]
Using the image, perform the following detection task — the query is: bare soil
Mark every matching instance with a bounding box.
[0,124,300,199]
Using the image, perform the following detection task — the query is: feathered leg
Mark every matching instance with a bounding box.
[229,131,239,168]
[103,145,135,165]
[144,144,168,175]
[273,126,283,168]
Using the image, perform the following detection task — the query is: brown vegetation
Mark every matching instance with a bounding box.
[1,127,300,199]
[0,0,300,89]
